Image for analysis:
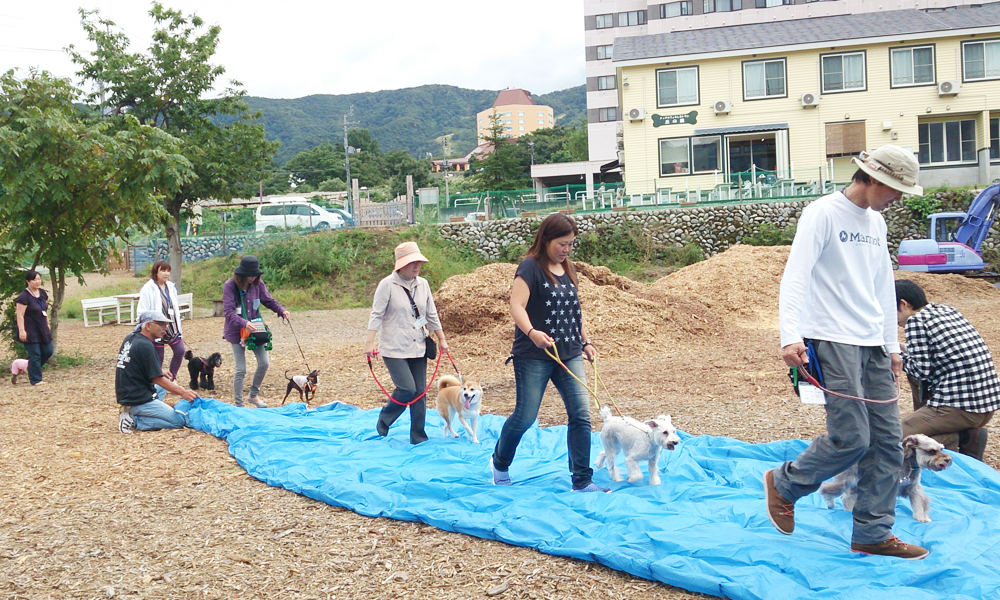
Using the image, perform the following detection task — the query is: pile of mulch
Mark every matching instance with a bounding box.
[435,262,720,362]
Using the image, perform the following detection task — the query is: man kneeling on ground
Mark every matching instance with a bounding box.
[117,310,198,433]
[897,279,999,461]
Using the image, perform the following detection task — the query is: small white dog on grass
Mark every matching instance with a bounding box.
[819,433,953,523]
[594,406,681,485]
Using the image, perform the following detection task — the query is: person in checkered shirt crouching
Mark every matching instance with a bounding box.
[896,279,1000,461]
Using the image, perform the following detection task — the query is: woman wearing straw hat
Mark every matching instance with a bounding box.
[366,241,450,444]
[222,255,290,408]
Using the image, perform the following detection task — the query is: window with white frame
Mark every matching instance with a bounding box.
[918,119,976,164]
[595,13,614,28]
[537,112,544,116]
[743,59,786,99]
[659,139,690,175]
[660,1,693,17]
[755,0,791,6]
[704,0,741,13]
[658,136,722,176]
[597,45,613,60]
[963,40,1000,81]
[599,107,617,122]
[891,45,935,87]
[598,75,617,90]
[691,136,721,172]
[992,117,999,159]
[518,111,525,116]
[617,10,646,26]
[538,120,545,124]
[822,51,866,92]
[518,119,524,123]
[518,126,525,131]
[656,66,699,107]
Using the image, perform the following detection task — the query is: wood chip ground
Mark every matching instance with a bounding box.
[2,245,997,599]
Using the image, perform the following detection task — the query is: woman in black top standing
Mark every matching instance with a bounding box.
[490,214,606,493]
[15,270,53,386]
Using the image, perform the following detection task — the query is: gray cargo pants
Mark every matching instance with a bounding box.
[773,340,902,545]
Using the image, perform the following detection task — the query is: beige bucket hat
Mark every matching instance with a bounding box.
[851,145,923,195]
[394,241,428,271]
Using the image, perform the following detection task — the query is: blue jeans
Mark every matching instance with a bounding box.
[231,343,269,405]
[126,399,188,431]
[493,356,594,489]
[24,341,53,385]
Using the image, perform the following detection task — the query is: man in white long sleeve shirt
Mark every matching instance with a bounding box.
[764,145,930,560]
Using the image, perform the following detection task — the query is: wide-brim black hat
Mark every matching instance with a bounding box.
[233,255,264,277]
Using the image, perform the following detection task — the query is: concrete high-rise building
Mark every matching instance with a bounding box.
[477,88,555,144]
[584,0,979,163]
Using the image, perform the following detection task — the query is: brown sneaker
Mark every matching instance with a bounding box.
[959,428,988,462]
[764,469,795,535]
[851,536,929,560]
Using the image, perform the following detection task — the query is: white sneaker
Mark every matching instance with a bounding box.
[248,396,267,408]
[118,408,135,434]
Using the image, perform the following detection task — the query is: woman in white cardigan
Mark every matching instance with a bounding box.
[137,260,186,380]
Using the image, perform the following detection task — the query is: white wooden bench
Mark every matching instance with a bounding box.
[176,292,194,320]
[81,297,121,327]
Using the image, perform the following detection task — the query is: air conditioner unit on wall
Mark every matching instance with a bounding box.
[713,100,731,114]
[801,92,820,107]
[938,80,960,96]
[627,107,645,121]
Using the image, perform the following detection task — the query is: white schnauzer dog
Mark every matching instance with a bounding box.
[819,433,953,523]
[594,406,681,485]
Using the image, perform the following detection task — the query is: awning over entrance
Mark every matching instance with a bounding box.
[600,158,621,173]
[692,122,789,136]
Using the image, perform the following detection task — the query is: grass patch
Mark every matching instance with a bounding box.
[49,351,89,369]
[574,222,704,282]
[179,227,487,312]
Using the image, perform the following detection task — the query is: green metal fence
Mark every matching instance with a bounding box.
[434,176,848,223]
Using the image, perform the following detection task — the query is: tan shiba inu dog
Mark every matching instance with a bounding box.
[436,375,482,444]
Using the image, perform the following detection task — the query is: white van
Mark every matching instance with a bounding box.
[255,201,345,233]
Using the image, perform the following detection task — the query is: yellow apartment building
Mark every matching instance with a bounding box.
[613,4,1000,197]
[476,88,556,144]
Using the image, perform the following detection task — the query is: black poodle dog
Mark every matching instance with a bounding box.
[184,350,223,391]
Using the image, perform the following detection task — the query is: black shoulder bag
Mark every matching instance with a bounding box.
[401,286,437,360]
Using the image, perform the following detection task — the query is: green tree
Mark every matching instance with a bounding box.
[69,3,278,286]
[284,143,346,189]
[384,150,431,198]
[0,70,193,350]
[470,113,531,192]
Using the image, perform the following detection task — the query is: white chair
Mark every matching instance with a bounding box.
[176,293,194,320]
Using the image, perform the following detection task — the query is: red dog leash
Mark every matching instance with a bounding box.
[796,365,900,404]
[367,349,445,406]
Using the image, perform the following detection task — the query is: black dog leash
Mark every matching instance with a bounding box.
[284,317,311,372]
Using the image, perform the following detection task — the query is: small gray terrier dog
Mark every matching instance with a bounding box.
[594,406,681,485]
[819,433,953,523]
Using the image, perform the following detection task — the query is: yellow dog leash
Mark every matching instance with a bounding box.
[543,344,625,418]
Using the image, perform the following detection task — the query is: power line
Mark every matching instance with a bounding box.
[0,44,63,53]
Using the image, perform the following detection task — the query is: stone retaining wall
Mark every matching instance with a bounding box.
[149,233,260,263]
[437,202,999,261]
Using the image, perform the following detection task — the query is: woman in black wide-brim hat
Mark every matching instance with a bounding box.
[222,255,289,408]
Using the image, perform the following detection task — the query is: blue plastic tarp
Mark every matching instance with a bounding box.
[177,398,1000,600]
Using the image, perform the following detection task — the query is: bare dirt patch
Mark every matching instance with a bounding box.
[2,245,998,600]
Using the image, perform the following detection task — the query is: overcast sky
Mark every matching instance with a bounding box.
[0,1,585,99]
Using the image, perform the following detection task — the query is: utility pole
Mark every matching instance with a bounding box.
[343,106,357,215]
[441,135,452,208]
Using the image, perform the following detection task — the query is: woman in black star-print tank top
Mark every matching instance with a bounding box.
[490,214,608,493]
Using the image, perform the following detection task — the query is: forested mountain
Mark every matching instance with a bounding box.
[246,84,586,165]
